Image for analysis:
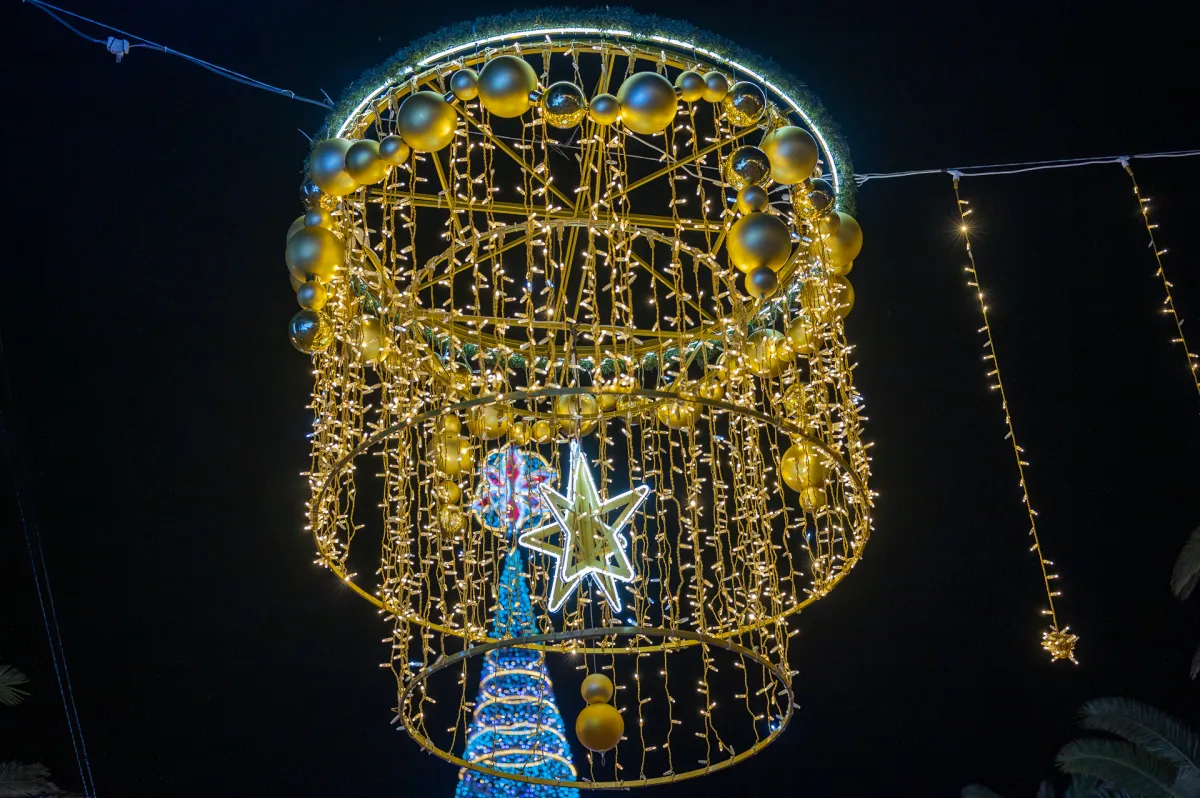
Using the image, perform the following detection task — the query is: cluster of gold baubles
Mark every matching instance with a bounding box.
[575,673,623,753]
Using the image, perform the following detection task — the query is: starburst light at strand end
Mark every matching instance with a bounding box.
[1042,627,1079,664]
[518,441,649,613]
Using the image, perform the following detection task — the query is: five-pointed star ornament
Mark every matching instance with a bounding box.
[517,440,650,613]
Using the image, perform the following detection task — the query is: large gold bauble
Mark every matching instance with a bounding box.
[798,178,836,220]
[288,310,334,353]
[829,276,855,319]
[437,415,462,436]
[437,504,465,537]
[722,81,766,127]
[736,185,769,214]
[553,394,600,435]
[378,135,411,165]
[309,138,358,196]
[437,480,462,504]
[742,329,788,377]
[467,405,513,439]
[449,68,479,101]
[287,215,306,242]
[760,126,819,185]
[542,81,588,128]
[588,94,620,126]
[581,673,614,704]
[674,70,706,102]
[477,55,539,118]
[785,316,818,356]
[350,316,383,362]
[780,443,829,492]
[702,71,729,102]
[818,209,841,238]
[727,213,791,274]
[285,226,343,282]
[296,280,328,311]
[825,212,863,268]
[745,265,779,299]
[656,400,697,430]
[576,703,624,753]
[434,434,469,476]
[507,420,530,446]
[304,207,334,229]
[531,418,554,444]
[617,72,677,135]
[345,139,389,185]
[724,146,771,190]
[397,91,458,152]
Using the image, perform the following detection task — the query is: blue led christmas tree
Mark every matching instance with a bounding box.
[454,548,580,798]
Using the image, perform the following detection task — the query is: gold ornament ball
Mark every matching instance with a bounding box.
[829,276,855,319]
[799,178,836,220]
[656,400,697,430]
[378,135,411,165]
[477,55,539,118]
[397,91,458,152]
[437,415,462,435]
[818,210,841,238]
[702,72,729,102]
[289,272,305,292]
[576,702,623,753]
[780,443,829,492]
[588,94,620,126]
[553,394,600,435]
[467,405,512,439]
[304,207,334,229]
[542,81,587,128]
[674,70,706,102]
[310,138,358,196]
[722,81,766,127]
[286,226,343,283]
[745,265,779,299]
[833,259,854,277]
[760,126,819,185]
[288,310,334,354]
[449,68,479,101]
[287,215,306,242]
[581,673,614,704]
[698,379,725,401]
[785,316,818,356]
[350,316,383,362]
[438,480,462,504]
[434,435,468,476]
[728,212,791,274]
[737,184,770,214]
[743,329,787,377]
[438,504,465,537]
[825,212,863,268]
[531,418,555,444]
[800,486,827,512]
[296,280,328,310]
[448,362,475,394]
[616,72,677,135]
[344,139,389,185]
[508,420,530,446]
[724,145,771,190]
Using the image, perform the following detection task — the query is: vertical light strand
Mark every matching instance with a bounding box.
[1120,158,1200,403]
[950,174,1079,664]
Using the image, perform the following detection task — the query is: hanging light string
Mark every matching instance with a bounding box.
[1119,159,1200,403]
[949,173,1079,664]
[856,149,1200,185]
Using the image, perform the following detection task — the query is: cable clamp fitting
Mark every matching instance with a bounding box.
[106,36,129,62]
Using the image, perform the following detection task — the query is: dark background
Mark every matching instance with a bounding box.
[3,0,1198,795]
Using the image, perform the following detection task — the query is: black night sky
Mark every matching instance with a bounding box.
[3,1,1198,795]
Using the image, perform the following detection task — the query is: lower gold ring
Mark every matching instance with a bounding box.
[396,625,795,790]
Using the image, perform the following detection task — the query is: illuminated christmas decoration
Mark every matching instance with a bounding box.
[471,446,558,534]
[455,549,580,798]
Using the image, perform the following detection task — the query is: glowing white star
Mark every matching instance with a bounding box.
[517,440,649,612]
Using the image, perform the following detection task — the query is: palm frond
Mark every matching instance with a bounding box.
[1057,739,1185,798]
[0,761,61,797]
[1171,527,1200,600]
[1037,781,1058,798]
[1080,698,1200,773]
[962,786,1007,798]
[1191,645,1200,681]
[0,665,30,707]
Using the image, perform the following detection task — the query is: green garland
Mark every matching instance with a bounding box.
[312,6,854,211]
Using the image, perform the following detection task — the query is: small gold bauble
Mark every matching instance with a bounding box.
[825,212,863,268]
[531,418,554,444]
[722,81,766,127]
[449,68,479,101]
[296,280,328,310]
[467,405,512,440]
[508,420,530,446]
[287,215,306,242]
[285,226,343,283]
[299,177,324,208]
[581,673,614,704]
[434,434,469,476]
[458,440,474,472]
[477,55,539,118]
[674,70,706,102]
[728,213,791,274]
[829,276,854,319]
[616,72,677,135]
[289,272,305,292]
[800,486,827,512]
[576,702,623,753]
[798,178,836,220]
[397,91,458,152]
[782,383,806,416]
[702,71,729,102]
[304,208,334,229]
[833,259,854,277]
[309,138,358,196]
[736,184,770,214]
[698,379,725,401]
[437,504,465,537]
[656,400,697,430]
[542,81,588,128]
[785,316,818,356]
[742,329,787,377]
[437,480,462,504]
[588,93,620,125]
[818,209,841,238]
[447,362,475,394]
[597,392,618,412]
[378,135,411,165]
[780,443,830,492]
[553,394,600,435]
[436,415,462,435]
[288,310,334,353]
[724,146,771,190]
[760,126,819,185]
[344,139,389,185]
[745,265,779,299]
[349,315,383,362]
